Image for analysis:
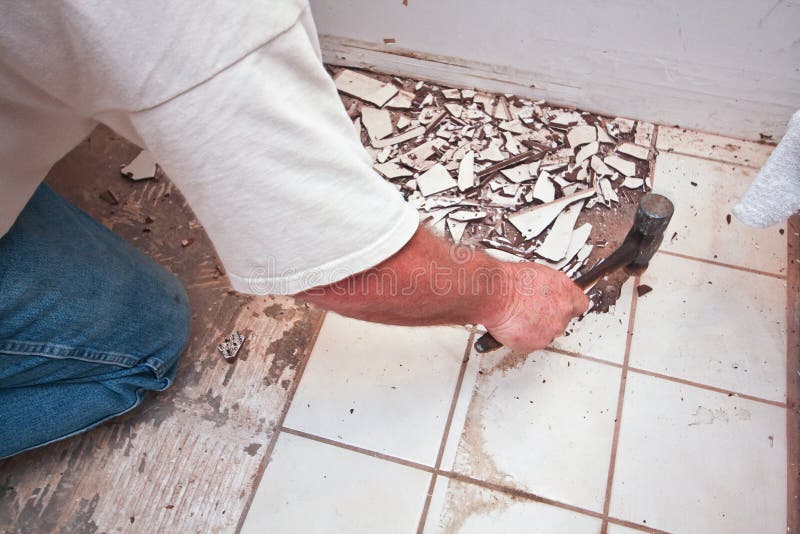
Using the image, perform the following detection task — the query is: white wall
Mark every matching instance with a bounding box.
[311,0,800,140]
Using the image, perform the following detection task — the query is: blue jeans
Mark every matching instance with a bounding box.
[0,184,190,459]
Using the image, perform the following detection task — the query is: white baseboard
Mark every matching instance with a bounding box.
[320,35,794,141]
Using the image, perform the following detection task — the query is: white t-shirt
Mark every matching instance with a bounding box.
[0,2,419,295]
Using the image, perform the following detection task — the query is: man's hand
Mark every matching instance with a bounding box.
[480,261,588,353]
[297,226,588,353]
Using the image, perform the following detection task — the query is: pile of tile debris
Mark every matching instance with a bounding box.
[333,67,657,312]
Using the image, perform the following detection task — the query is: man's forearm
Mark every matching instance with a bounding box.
[296,226,507,328]
[296,226,587,352]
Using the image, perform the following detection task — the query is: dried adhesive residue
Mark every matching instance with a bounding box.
[438,477,512,533]
[452,350,522,488]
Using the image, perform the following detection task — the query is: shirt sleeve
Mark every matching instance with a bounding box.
[124,8,419,295]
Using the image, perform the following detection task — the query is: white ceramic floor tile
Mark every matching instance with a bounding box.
[446,349,621,512]
[656,126,774,168]
[241,432,431,534]
[652,151,787,274]
[610,373,786,534]
[423,475,601,533]
[629,253,786,402]
[284,313,470,465]
[606,523,648,534]
[552,278,634,364]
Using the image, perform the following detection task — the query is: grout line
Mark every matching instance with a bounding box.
[600,127,652,533]
[656,148,766,170]
[415,331,476,534]
[234,309,327,534]
[549,344,787,409]
[600,272,641,531]
[439,470,604,520]
[281,426,436,474]
[606,516,672,534]
[786,214,800,534]
[545,346,624,369]
[627,366,787,408]
[657,250,786,280]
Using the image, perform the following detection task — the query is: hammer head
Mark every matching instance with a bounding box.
[629,193,674,269]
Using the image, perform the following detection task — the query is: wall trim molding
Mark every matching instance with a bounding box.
[320,35,794,141]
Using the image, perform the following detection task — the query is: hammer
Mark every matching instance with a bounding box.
[474,193,674,353]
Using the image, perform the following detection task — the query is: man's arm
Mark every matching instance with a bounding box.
[296,226,588,353]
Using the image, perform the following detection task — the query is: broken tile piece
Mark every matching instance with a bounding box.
[575,141,599,165]
[498,119,531,135]
[396,115,411,130]
[444,103,464,118]
[620,177,645,189]
[591,155,614,176]
[386,90,414,109]
[535,201,584,261]
[361,107,393,144]
[612,117,635,134]
[596,126,614,144]
[604,155,637,176]
[634,122,655,146]
[478,144,505,162]
[485,248,526,263]
[500,163,533,184]
[442,88,461,100]
[372,126,425,148]
[334,69,398,107]
[538,223,593,270]
[448,209,487,222]
[447,218,468,242]
[453,150,474,191]
[532,171,556,202]
[507,189,596,239]
[617,142,650,160]
[217,330,245,362]
[121,150,157,181]
[567,125,597,148]
[373,162,412,179]
[598,178,619,204]
[503,132,521,155]
[417,163,457,196]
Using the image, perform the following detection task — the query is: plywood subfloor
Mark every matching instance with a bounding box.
[0,125,324,533]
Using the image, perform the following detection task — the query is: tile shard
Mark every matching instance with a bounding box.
[634,122,655,146]
[591,155,614,176]
[500,163,533,184]
[537,223,593,270]
[604,155,637,177]
[444,103,464,118]
[532,171,556,202]
[374,162,412,178]
[598,178,619,204]
[417,163,457,196]
[386,90,414,109]
[575,141,599,165]
[535,201,584,261]
[334,69,398,107]
[361,107,393,144]
[507,189,596,239]
[372,126,426,148]
[567,125,597,148]
[446,218,468,242]
[217,330,245,362]
[442,88,461,99]
[121,150,157,181]
[457,151,476,191]
[620,177,645,189]
[617,142,650,160]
